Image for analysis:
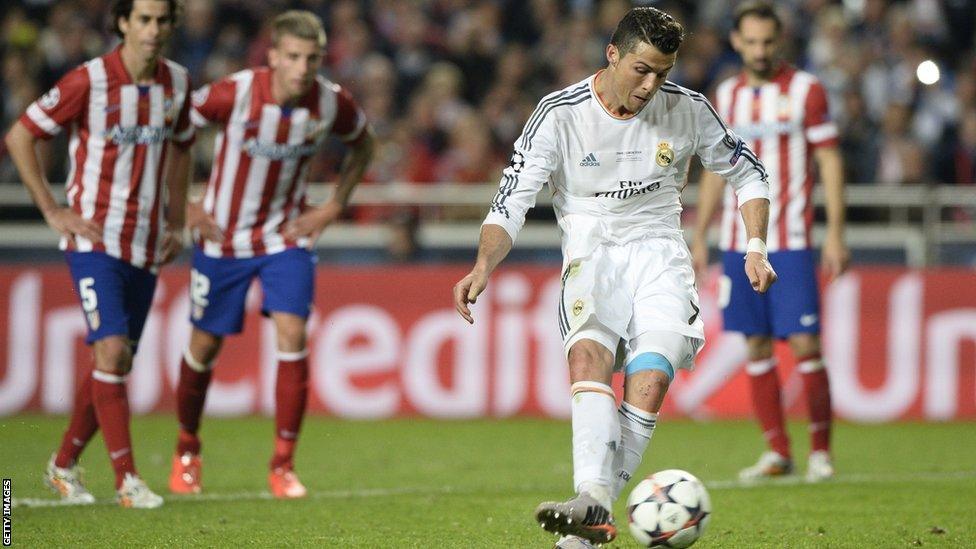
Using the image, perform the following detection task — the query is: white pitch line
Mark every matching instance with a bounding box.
[13,470,976,509]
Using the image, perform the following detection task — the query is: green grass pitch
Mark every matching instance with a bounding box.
[2,416,974,547]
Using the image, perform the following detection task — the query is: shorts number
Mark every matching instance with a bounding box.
[190,269,210,307]
[79,277,98,312]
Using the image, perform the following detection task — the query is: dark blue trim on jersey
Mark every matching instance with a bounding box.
[523,92,591,152]
[519,82,589,151]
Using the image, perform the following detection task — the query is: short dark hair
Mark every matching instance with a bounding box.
[733,1,782,32]
[610,7,684,55]
[110,0,180,38]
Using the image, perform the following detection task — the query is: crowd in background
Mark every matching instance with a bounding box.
[1,0,975,226]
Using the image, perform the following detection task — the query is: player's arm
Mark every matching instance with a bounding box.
[815,146,847,279]
[4,72,100,244]
[159,143,192,264]
[693,96,776,293]
[186,80,235,243]
[454,97,558,324]
[285,86,375,242]
[691,170,726,279]
[453,224,513,324]
[283,127,375,242]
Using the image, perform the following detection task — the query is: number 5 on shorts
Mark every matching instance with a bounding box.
[79,277,101,330]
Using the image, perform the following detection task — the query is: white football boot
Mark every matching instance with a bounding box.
[116,473,164,509]
[738,450,794,481]
[805,450,835,482]
[45,454,96,504]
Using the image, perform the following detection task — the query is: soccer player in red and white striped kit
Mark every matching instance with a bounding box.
[694,1,849,482]
[5,0,193,508]
[168,10,374,498]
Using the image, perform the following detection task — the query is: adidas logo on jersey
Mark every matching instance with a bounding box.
[579,152,600,167]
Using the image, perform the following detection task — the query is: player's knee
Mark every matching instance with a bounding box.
[788,333,820,358]
[273,315,307,352]
[93,337,132,375]
[568,341,613,382]
[746,336,774,360]
[189,329,223,365]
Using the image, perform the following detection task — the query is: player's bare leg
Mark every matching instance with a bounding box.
[788,332,834,481]
[90,336,162,508]
[170,328,222,494]
[267,312,310,499]
[739,335,793,480]
[535,339,618,544]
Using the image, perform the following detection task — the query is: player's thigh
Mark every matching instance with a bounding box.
[258,248,316,319]
[720,251,772,336]
[189,248,258,335]
[66,251,154,347]
[767,249,821,339]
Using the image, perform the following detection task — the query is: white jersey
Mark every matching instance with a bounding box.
[483,73,768,263]
[714,65,838,253]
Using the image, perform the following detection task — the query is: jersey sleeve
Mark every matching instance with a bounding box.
[803,80,838,148]
[694,97,769,206]
[19,65,90,139]
[482,97,560,244]
[330,86,367,143]
[190,78,236,127]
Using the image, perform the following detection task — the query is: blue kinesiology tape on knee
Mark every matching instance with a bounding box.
[625,352,674,380]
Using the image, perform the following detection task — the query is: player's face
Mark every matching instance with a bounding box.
[269,34,323,101]
[118,0,173,60]
[731,16,780,78]
[607,41,676,114]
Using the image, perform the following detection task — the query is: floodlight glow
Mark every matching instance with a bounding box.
[916,60,940,85]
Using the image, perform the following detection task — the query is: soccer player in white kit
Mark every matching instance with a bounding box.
[452,7,776,547]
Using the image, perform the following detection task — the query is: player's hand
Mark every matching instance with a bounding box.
[744,252,777,293]
[187,201,223,243]
[283,201,342,244]
[43,207,102,245]
[158,225,185,265]
[820,233,850,282]
[453,268,490,324]
[690,236,710,284]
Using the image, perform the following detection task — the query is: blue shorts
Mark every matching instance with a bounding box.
[189,247,316,335]
[720,249,821,339]
[65,251,157,348]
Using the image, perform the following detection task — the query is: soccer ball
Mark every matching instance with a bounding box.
[625,469,712,548]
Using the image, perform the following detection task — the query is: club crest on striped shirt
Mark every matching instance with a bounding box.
[655,141,674,167]
[39,87,61,110]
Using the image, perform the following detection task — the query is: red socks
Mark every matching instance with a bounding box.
[798,354,832,453]
[54,367,99,468]
[91,371,136,488]
[270,350,309,470]
[746,358,791,458]
[175,353,213,455]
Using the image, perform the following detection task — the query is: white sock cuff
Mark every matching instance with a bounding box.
[797,358,825,373]
[278,348,309,362]
[620,401,657,421]
[92,370,127,384]
[571,381,615,399]
[745,358,778,375]
[183,349,213,372]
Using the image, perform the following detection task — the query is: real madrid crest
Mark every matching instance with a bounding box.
[656,141,674,167]
[572,299,584,317]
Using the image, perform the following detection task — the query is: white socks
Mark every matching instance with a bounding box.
[571,381,618,510]
[611,401,657,500]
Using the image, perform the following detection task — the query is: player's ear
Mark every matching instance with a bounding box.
[606,44,618,68]
[267,47,279,69]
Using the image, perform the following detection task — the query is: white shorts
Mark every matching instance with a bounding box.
[558,234,705,372]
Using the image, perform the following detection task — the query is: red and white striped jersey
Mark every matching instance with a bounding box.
[714,64,838,252]
[19,46,194,269]
[191,67,366,258]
